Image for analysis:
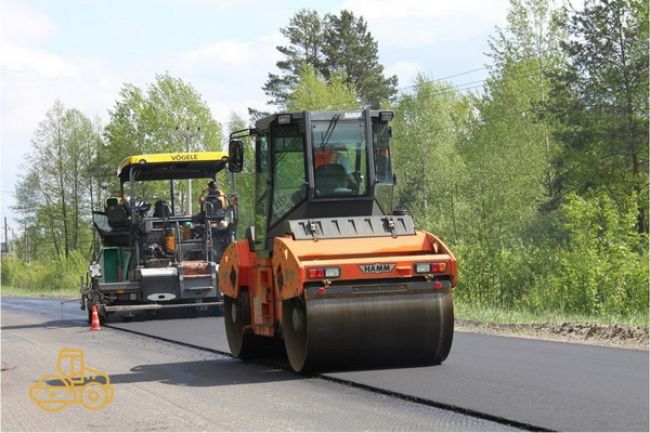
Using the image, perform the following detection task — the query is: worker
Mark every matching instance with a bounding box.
[199,181,226,209]
[108,191,129,214]
[199,180,226,208]
[313,145,357,188]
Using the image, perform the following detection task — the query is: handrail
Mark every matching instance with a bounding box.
[175,221,182,261]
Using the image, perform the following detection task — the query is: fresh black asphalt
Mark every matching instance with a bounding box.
[3,297,648,431]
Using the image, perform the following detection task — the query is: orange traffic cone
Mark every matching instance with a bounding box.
[90,305,102,331]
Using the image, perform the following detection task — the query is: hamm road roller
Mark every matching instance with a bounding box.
[220,109,457,372]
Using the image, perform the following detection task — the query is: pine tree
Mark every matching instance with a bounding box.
[262,9,325,107]
[261,9,397,109]
[322,10,398,108]
[549,0,649,232]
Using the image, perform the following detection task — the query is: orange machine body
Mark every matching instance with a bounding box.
[219,231,457,338]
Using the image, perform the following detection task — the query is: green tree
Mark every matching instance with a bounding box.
[453,0,566,306]
[322,10,397,108]
[391,75,471,244]
[286,65,358,111]
[263,9,325,106]
[14,101,99,260]
[262,9,396,109]
[104,73,223,211]
[549,0,649,232]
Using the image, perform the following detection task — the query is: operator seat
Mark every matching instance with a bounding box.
[314,164,349,196]
[153,200,171,218]
[204,194,225,220]
[105,198,129,228]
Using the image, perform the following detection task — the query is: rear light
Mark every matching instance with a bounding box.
[307,267,340,279]
[308,268,325,279]
[414,262,447,274]
[431,262,447,273]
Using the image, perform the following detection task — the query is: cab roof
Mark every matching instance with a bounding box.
[117,151,228,183]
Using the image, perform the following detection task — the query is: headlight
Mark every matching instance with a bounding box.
[89,262,102,278]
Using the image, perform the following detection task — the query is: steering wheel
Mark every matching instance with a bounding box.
[132,198,151,215]
[350,171,363,195]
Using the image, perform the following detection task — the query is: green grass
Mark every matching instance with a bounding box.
[0,285,79,299]
[455,300,649,328]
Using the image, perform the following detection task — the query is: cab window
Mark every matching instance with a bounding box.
[270,123,307,225]
[312,118,367,197]
[372,119,393,184]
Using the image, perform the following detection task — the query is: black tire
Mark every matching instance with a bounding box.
[282,297,310,373]
[224,289,257,358]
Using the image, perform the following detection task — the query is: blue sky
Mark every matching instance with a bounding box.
[1,0,512,237]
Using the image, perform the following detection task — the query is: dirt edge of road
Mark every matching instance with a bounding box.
[456,319,649,351]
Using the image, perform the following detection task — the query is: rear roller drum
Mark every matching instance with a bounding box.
[225,290,281,359]
[225,289,268,359]
[282,297,309,372]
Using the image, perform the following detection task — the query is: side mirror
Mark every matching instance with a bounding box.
[228,140,244,173]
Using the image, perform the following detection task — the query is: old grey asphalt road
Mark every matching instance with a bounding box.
[1,296,515,432]
[3,297,649,431]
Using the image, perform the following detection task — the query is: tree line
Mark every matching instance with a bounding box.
[5,0,648,321]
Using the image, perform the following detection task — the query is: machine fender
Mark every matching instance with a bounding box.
[423,231,458,287]
[219,240,253,299]
[272,237,305,300]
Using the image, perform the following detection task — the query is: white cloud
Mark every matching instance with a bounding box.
[0,41,77,78]
[166,0,253,8]
[164,33,283,122]
[385,61,423,87]
[341,0,509,46]
[177,33,282,69]
[0,0,56,45]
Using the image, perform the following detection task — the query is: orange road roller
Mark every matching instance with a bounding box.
[221,109,457,372]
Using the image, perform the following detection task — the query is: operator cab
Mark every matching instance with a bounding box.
[231,109,396,250]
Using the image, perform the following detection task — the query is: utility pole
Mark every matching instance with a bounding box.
[10,228,15,258]
[3,217,7,255]
[175,126,201,214]
[23,221,28,262]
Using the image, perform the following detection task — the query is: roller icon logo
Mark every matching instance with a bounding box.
[29,347,114,412]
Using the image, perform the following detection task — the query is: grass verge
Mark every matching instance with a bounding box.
[0,285,78,299]
[455,300,649,328]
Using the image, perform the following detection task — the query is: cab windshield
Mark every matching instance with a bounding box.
[311,117,367,197]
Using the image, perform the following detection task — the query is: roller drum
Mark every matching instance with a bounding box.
[283,291,454,372]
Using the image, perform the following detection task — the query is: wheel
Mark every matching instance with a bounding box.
[282,297,310,373]
[81,382,111,411]
[224,289,256,358]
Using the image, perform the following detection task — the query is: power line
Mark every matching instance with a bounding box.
[397,62,552,99]
[396,43,565,94]
[397,67,488,91]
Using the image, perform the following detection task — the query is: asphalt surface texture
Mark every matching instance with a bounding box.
[3,296,649,431]
[2,296,516,432]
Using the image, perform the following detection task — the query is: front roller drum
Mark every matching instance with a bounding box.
[283,291,454,373]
